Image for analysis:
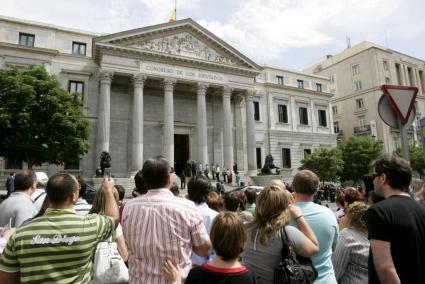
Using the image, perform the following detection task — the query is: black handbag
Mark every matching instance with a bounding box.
[274,227,318,284]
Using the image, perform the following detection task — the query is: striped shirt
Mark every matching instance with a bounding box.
[74,198,92,216]
[122,188,210,284]
[0,208,114,283]
[332,228,369,284]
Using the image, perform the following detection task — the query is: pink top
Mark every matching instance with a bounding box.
[122,188,210,284]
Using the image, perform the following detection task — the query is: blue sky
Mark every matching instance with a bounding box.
[2,0,424,70]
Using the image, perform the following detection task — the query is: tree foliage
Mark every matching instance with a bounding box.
[338,137,383,182]
[0,65,89,169]
[300,147,343,183]
[395,143,425,175]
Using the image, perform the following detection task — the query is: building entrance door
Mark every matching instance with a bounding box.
[174,134,189,176]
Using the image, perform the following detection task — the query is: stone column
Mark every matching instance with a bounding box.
[246,90,257,174]
[400,65,406,86]
[222,86,234,170]
[97,71,113,155]
[310,99,317,132]
[415,69,423,95]
[131,74,147,172]
[197,83,209,164]
[328,102,334,134]
[290,96,297,131]
[163,78,176,167]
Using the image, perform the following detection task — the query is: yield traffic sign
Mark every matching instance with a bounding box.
[381,85,418,124]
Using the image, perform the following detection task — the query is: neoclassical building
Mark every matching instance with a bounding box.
[0,15,336,180]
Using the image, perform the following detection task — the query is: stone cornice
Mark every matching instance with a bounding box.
[0,42,58,56]
[61,69,93,77]
[263,82,334,98]
[96,43,259,77]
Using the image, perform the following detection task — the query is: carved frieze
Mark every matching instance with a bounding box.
[127,33,237,66]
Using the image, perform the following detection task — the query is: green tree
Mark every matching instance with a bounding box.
[395,143,425,175]
[338,137,383,182]
[300,147,343,183]
[0,65,89,169]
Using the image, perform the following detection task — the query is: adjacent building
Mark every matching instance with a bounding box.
[304,41,425,154]
[0,15,336,180]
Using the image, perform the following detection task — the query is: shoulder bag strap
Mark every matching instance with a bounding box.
[280,227,290,258]
[281,226,298,259]
[34,192,46,202]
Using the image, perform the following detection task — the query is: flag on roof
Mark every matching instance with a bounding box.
[169,9,176,22]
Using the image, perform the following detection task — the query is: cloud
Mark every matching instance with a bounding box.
[0,0,423,69]
[196,0,403,66]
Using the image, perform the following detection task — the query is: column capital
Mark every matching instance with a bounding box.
[132,74,147,87]
[99,71,113,85]
[197,82,209,96]
[163,78,177,92]
[246,89,256,101]
[223,86,233,98]
[233,95,244,105]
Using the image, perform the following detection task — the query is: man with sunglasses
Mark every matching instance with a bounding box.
[366,156,425,284]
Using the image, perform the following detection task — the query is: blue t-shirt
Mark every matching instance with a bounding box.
[290,201,339,284]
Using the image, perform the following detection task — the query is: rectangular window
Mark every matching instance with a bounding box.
[318,109,327,127]
[358,117,366,128]
[407,67,413,86]
[19,33,35,47]
[316,83,322,92]
[354,80,362,91]
[64,161,80,170]
[332,105,338,115]
[419,71,424,92]
[356,98,364,109]
[278,104,288,123]
[304,149,311,157]
[5,159,23,169]
[299,107,308,125]
[72,42,87,56]
[329,74,336,84]
[256,148,262,169]
[333,121,340,133]
[276,76,284,85]
[297,80,304,89]
[352,64,360,75]
[68,81,84,100]
[383,60,389,71]
[282,148,291,168]
[395,64,402,85]
[385,77,391,84]
[254,101,260,121]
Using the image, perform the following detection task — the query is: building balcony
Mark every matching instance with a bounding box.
[354,124,371,135]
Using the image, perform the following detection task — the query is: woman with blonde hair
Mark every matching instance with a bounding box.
[241,185,319,283]
[332,201,369,283]
[89,186,128,262]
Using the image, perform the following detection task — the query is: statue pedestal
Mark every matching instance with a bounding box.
[249,169,293,186]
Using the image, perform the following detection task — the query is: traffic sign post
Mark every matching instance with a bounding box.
[379,85,418,161]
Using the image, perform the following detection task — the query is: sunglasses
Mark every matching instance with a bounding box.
[372,173,381,180]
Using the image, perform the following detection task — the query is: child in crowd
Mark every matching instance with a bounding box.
[162,212,257,284]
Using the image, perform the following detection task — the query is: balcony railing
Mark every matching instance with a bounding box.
[354,124,371,134]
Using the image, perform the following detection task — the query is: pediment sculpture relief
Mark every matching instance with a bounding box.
[128,33,238,66]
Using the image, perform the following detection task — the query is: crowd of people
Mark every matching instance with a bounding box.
[0,155,425,283]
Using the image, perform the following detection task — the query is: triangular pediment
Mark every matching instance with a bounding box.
[95,19,260,72]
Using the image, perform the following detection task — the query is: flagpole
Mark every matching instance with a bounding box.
[175,0,177,20]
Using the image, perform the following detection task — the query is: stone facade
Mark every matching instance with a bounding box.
[304,41,425,154]
[0,15,336,180]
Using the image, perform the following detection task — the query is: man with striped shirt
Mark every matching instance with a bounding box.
[0,173,119,284]
[122,156,212,284]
